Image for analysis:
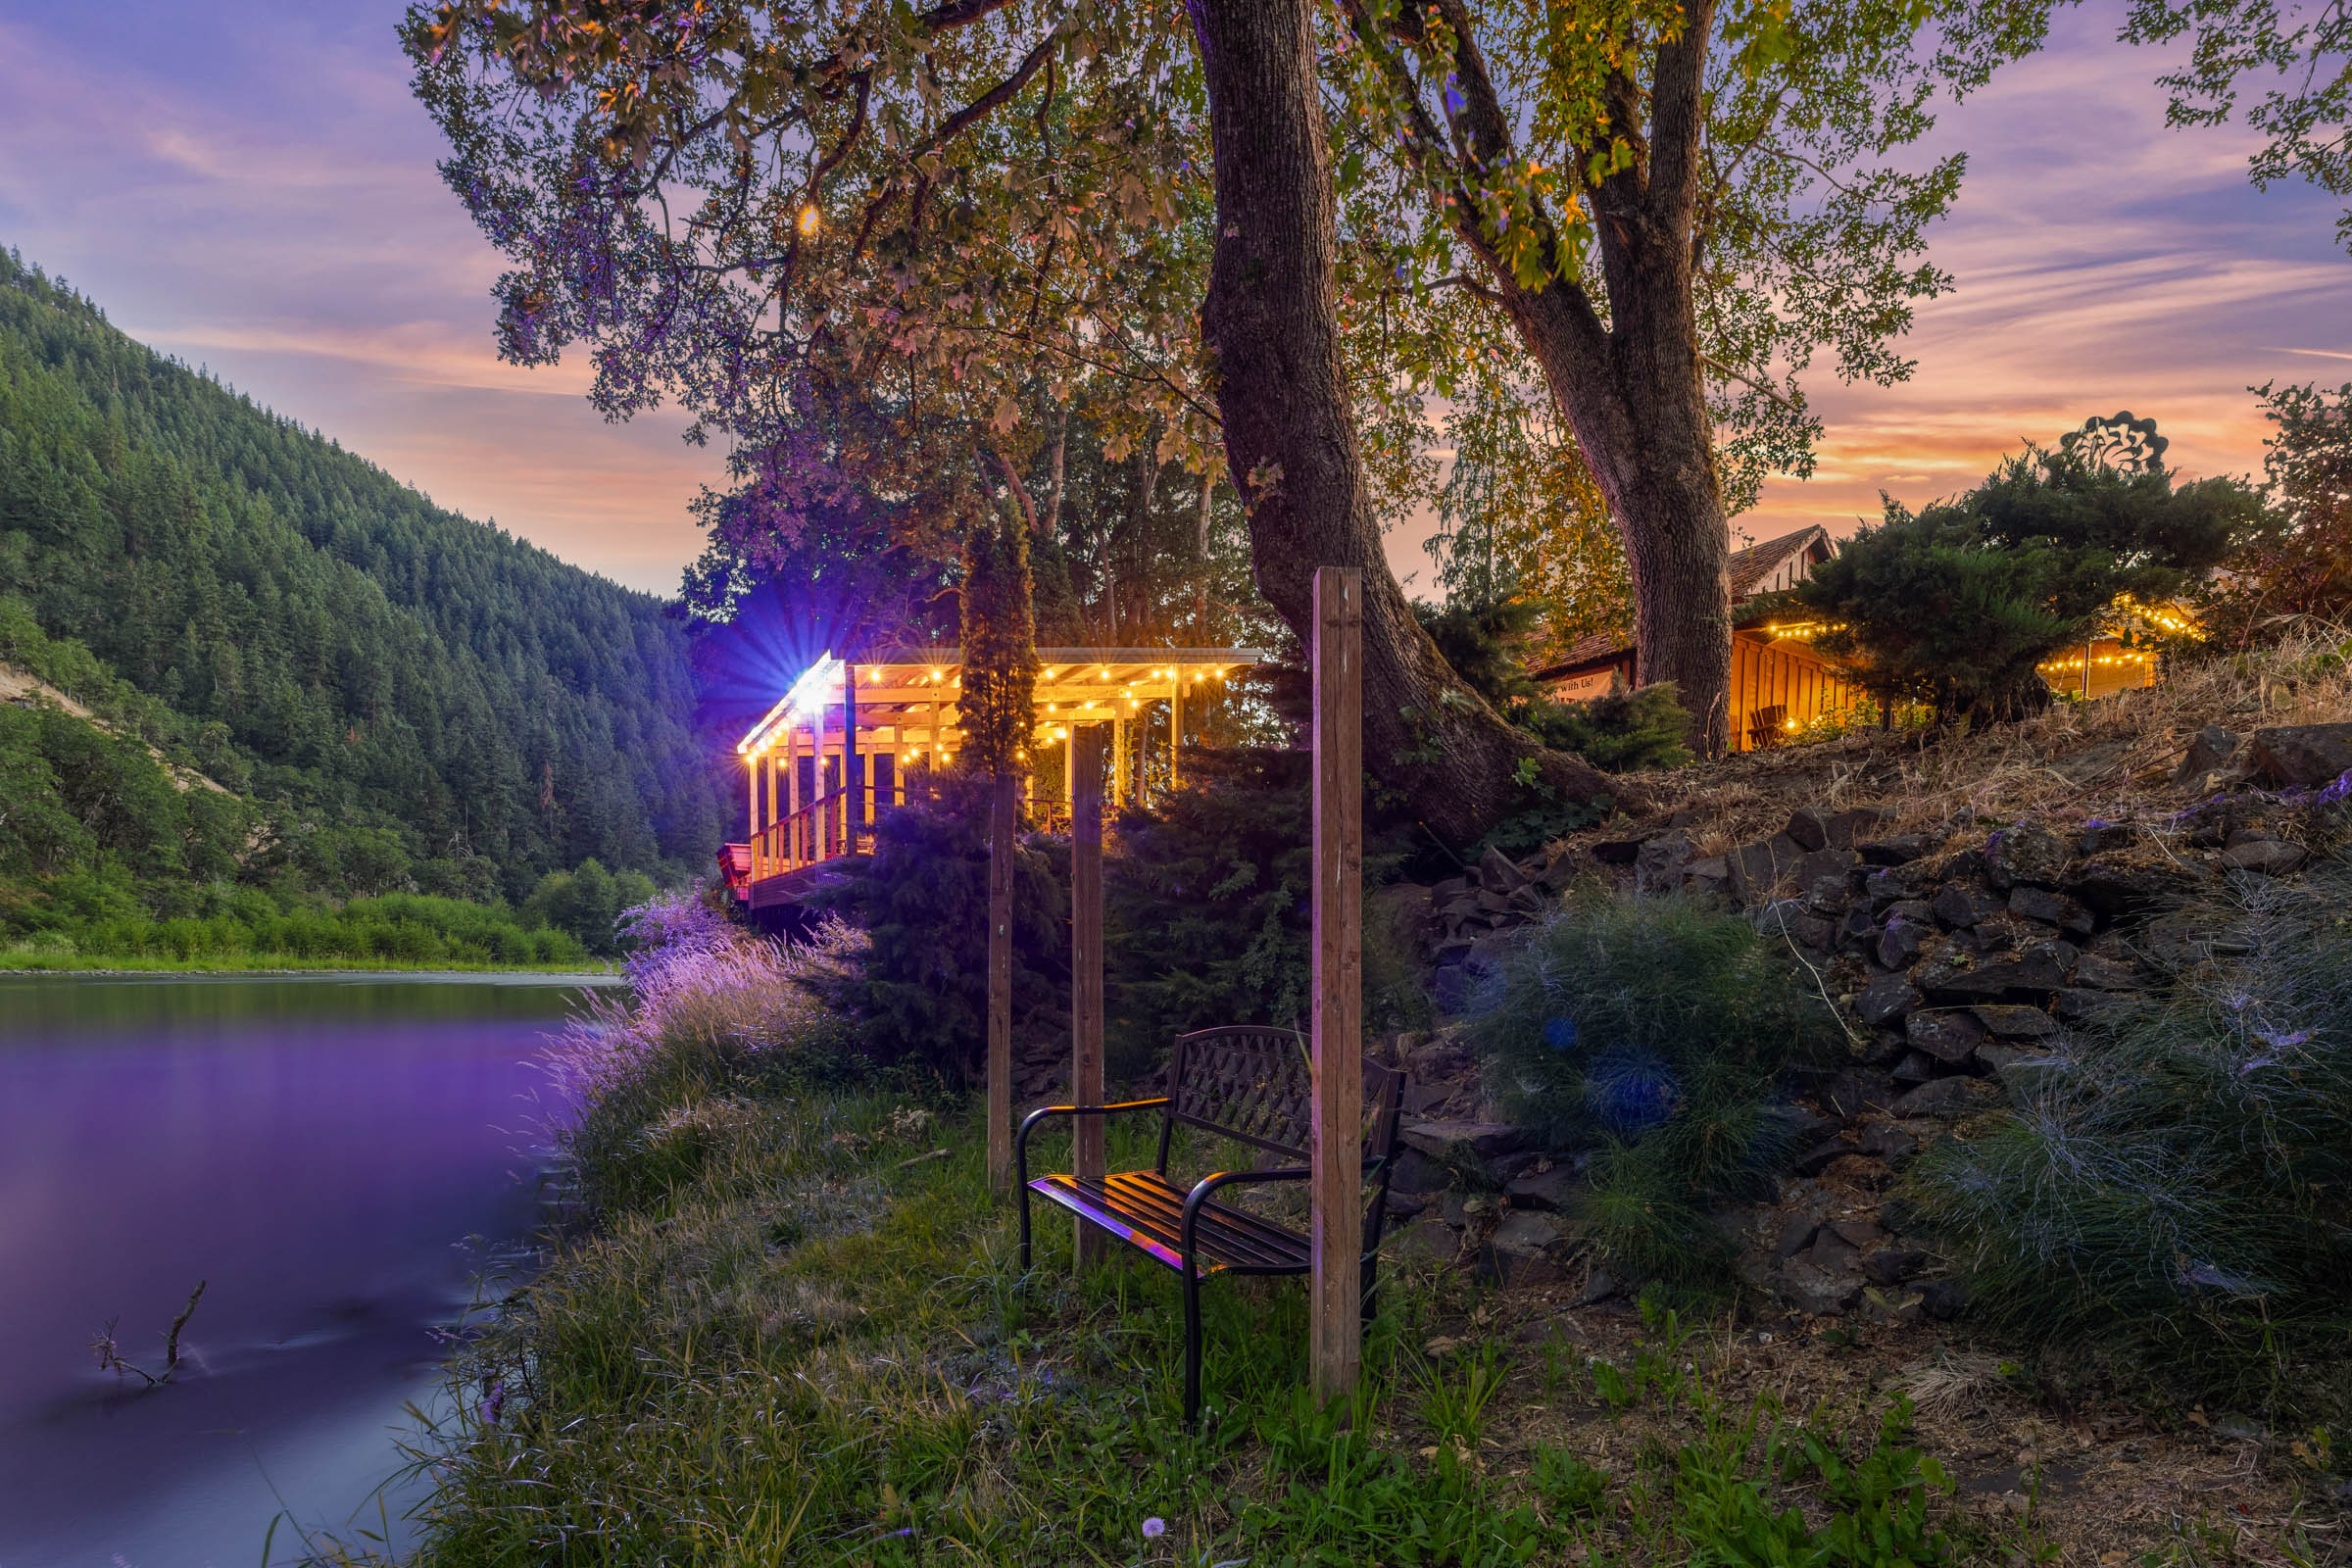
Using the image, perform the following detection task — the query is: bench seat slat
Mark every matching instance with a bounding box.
[1027,1170,1309,1275]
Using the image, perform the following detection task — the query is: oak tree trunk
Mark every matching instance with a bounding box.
[1504,288,1734,755]
[1188,0,1629,844]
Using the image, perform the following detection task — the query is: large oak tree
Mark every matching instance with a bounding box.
[405,0,2053,835]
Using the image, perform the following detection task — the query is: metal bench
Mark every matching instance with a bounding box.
[1016,1024,1406,1425]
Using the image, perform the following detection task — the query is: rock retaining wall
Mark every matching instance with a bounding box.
[1399,723,2351,1318]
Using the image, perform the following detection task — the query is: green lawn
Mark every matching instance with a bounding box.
[368,1076,2061,1568]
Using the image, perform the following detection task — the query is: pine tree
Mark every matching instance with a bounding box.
[956,504,1037,781]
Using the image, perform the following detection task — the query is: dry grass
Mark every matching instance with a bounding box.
[1586,625,2352,859]
[1481,1283,2349,1566]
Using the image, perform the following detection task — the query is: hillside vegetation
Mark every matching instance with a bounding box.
[0,248,724,954]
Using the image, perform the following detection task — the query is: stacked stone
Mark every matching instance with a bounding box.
[1392,722,2348,1318]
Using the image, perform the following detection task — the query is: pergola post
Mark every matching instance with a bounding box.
[786,723,803,865]
[987,768,1017,1192]
[1309,566,1364,1411]
[1070,723,1107,1269]
[844,662,862,853]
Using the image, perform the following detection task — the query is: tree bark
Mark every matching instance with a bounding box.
[1042,405,1068,544]
[1187,0,1629,844]
[1332,0,1736,755]
[1193,470,1213,632]
[1503,287,1733,756]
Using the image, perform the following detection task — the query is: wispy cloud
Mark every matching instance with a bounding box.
[0,5,719,594]
[1,0,2339,598]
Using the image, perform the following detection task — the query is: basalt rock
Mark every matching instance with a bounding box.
[1877,917,1931,970]
[1890,1075,2003,1118]
[2250,723,2352,789]
[2175,723,2239,784]
[1984,822,2071,890]
[1856,972,1924,1028]
[2007,885,2094,935]
[2065,852,2214,920]
[1970,1004,2058,1039]
[1914,940,2077,1001]
[1906,1008,1986,1064]
[1785,807,1832,854]
[2221,837,2309,876]
[1728,834,1806,906]
[2071,952,2141,991]
[1859,833,1934,866]
[1931,885,2005,928]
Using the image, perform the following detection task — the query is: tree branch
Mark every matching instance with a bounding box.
[907,24,1063,166]
[1699,353,1801,413]
[987,441,1040,534]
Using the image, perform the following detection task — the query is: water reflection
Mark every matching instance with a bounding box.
[0,974,607,1565]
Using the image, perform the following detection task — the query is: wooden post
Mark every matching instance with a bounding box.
[844,662,862,852]
[1070,723,1107,1269]
[786,723,803,865]
[987,768,1018,1191]
[1309,566,1363,1411]
[1109,710,1129,808]
[1169,679,1181,792]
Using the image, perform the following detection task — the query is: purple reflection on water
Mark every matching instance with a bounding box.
[0,974,604,1566]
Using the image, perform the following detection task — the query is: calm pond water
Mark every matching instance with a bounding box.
[0,973,609,1567]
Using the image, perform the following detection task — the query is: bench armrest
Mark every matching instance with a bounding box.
[1179,1165,1309,1253]
[1180,1158,1396,1257]
[1015,1098,1173,1189]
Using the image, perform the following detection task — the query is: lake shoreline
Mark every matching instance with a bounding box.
[0,957,623,979]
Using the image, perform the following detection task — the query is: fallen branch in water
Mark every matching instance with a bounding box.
[92,1279,208,1387]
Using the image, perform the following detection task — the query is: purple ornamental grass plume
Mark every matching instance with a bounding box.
[545,896,863,1105]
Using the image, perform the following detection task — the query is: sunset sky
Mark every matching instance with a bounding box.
[1,1,2342,598]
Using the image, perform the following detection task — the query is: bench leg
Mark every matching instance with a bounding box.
[1182,1267,1202,1428]
[1360,1254,1380,1328]
[1018,1181,1033,1274]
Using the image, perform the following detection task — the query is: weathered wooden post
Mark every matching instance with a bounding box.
[987,767,1018,1191]
[1070,722,1107,1268]
[1309,565,1364,1410]
[844,662,862,853]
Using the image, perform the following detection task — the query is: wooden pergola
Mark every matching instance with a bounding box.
[732,646,1268,906]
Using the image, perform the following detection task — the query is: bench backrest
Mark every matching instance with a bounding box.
[1162,1025,1404,1167]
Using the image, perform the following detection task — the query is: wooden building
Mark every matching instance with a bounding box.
[1531,526,1868,751]
[1527,524,2168,748]
[723,646,1266,910]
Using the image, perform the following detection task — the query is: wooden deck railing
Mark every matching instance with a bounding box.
[748,783,1078,883]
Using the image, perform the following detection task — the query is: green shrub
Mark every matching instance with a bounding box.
[1413,598,1691,775]
[1776,445,2259,724]
[1908,848,2352,1418]
[1521,682,1691,773]
[816,770,1068,1085]
[1103,747,1423,1079]
[1467,892,1840,1282]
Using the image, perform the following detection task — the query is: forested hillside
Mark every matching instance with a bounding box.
[0,247,724,947]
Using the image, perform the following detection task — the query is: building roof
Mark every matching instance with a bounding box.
[1527,525,1837,683]
[736,646,1273,757]
[1728,525,1834,599]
